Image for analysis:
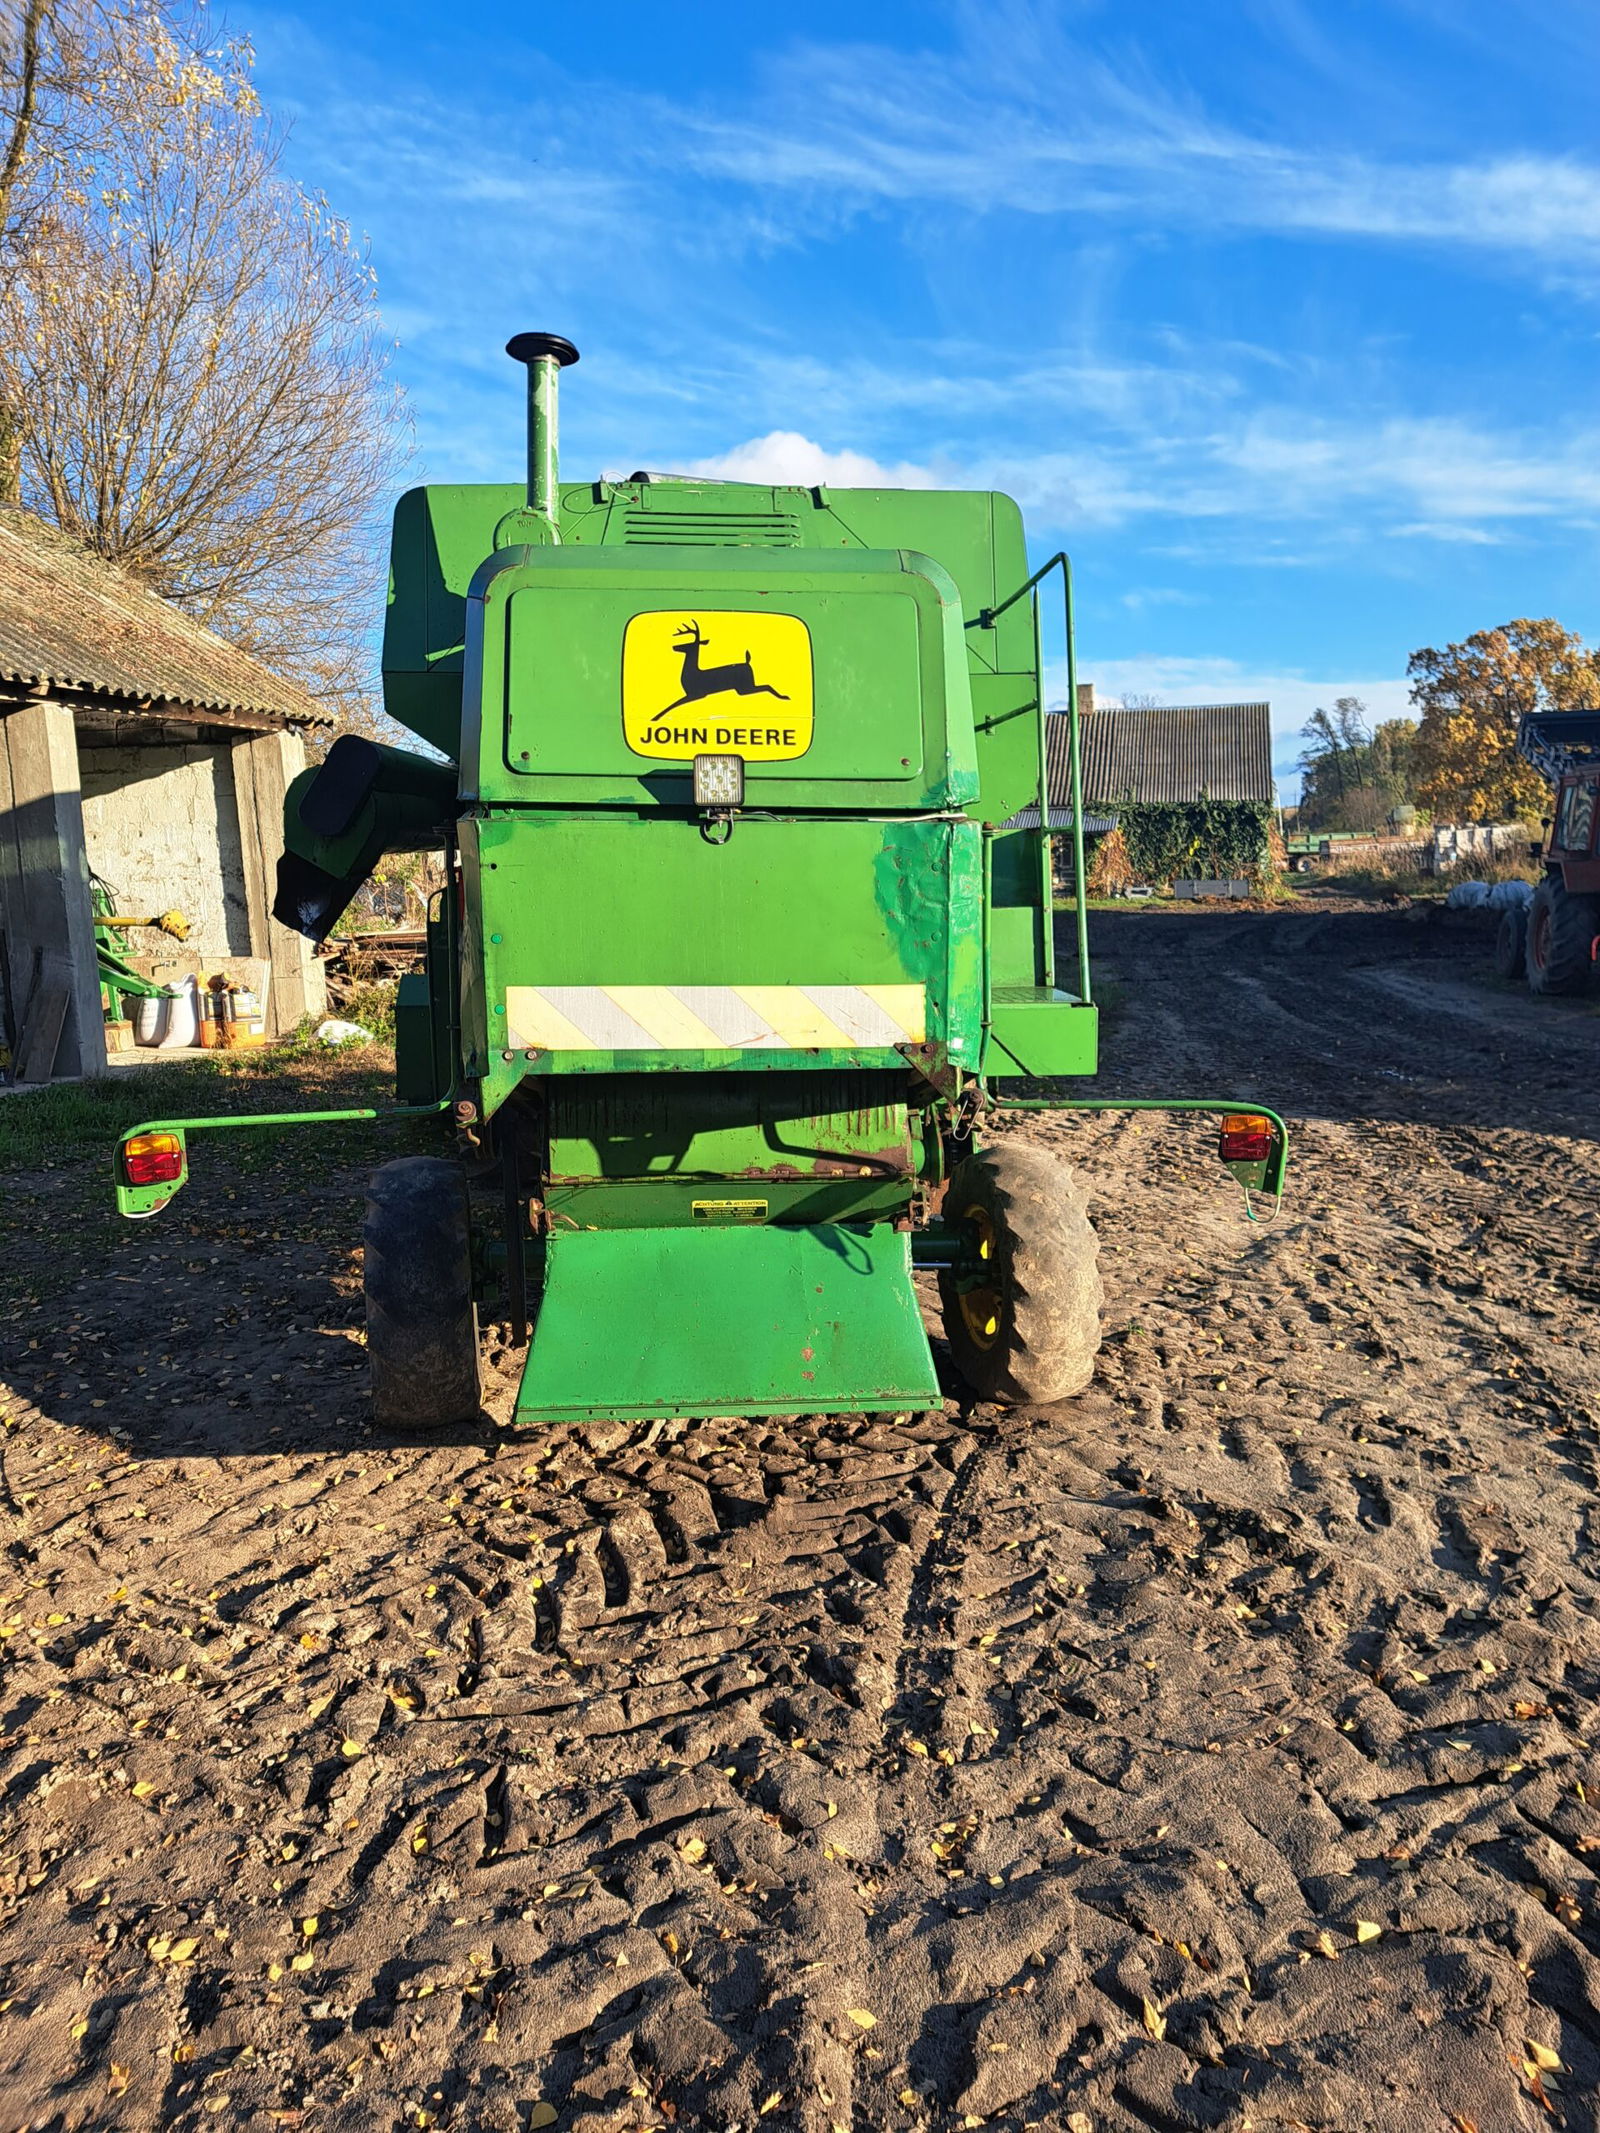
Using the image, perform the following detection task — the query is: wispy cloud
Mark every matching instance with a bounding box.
[1388,521,1505,545]
[660,32,1600,275]
[1119,587,1208,612]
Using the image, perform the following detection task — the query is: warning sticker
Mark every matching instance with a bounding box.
[622,611,813,762]
[691,1199,769,1223]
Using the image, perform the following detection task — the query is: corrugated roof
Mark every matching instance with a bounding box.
[1004,803,1120,834]
[0,505,325,727]
[1047,703,1276,806]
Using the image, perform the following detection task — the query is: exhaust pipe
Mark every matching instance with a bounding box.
[505,331,580,534]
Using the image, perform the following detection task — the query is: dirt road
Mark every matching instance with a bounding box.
[3,901,1600,2132]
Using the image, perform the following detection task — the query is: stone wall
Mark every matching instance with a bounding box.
[78,741,252,956]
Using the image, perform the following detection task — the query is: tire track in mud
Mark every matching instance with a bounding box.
[2,902,1600,2129]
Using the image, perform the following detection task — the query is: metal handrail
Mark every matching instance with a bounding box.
[979,552,1089,1003]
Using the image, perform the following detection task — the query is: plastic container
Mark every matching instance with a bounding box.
[222,987,266,1049]
[154,975,199,1049]
[131,978,199,1048]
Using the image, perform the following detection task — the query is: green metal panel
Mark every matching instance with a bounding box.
[542,1070,920,1227]
[394,974,445,1104]
[546,1070,916,1178]
[982,992,1099,1079]
[465,813,984,1113]
[466,545,974,815]
[514,1221,939,1423]
[501,581,922,784]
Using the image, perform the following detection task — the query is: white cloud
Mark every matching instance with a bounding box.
[681,431,939,489]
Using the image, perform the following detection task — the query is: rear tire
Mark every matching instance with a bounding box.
[1493,904,1528,981]
[364,1156,481,1429]
[1526,874,1599,996]
[938,1142,1103,1405]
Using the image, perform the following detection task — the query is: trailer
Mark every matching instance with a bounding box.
[113,334,1287,1427]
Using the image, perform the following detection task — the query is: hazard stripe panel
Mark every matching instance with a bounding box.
[505,984,926,1052]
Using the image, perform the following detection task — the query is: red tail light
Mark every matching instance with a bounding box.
[1219,1113,1274,1165]
[122,1131,184,1186]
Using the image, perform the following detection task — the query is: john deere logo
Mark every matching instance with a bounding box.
[622,611,814,761]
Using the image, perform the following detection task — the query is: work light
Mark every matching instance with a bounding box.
[692,753,745,811]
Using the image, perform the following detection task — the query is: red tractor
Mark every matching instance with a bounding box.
[1505,711,1600,993]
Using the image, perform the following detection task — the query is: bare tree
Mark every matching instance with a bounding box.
[0,7,405,712]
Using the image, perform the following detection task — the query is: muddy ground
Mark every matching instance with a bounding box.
[2,900,1599,2133]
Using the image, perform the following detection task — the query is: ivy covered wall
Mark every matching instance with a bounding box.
[1089,796,1276,888]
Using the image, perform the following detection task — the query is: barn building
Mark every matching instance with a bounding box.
[0,505,328,1080]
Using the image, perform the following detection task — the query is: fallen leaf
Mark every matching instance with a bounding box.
[845,2008,876,2030]
[1315,1930,1340,1960]
[529,2108,558,2129]
[759,2096,782,2116]
[168,1938,199,1964]
[108,2065,130,2095]
[301,1917,318,1938]
[1526,2041,1562,2072]
[290,1952,314,1972]
[340,1738,365,1759]
[1142,1995,1167,2041]
[680,1838,706,1864]
[1355,1920,1382,1943]
[131,1781,155,1800]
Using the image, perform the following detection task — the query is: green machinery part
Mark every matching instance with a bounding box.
[114,330,1290,1427]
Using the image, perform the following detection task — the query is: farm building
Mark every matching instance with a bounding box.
[1074,699,1275,814]
[1007,699,1277,827]
[0,504,329,1081]
[1004,699,1278,892]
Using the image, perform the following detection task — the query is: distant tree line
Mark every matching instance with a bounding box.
[1296,698,1417,832]
[1290,618,1600,830]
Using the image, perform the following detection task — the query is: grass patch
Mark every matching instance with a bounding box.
[334,981,399,1045]
[0,1047,397,1168]
[1054,893,1164,912]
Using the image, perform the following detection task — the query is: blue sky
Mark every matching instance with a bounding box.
[246,0,1600,793]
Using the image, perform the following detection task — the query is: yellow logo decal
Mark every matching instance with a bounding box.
[622,611,813,761]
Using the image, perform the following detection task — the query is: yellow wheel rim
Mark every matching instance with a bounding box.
[957,1204,1005,1351]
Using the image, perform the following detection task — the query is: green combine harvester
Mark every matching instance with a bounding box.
[115,333,1287,1428]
